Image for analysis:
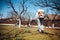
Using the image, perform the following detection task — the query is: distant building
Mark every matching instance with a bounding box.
[0,14,60,27]
[43,14,60,27]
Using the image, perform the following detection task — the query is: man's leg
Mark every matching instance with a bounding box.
[41,25,44,33]
[37,19,42,32]
[39,18,44,33]
[38,25,44,33]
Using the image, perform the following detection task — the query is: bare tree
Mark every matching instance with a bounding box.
[49,0,60,28]
[22,11,32,27]
[7,0,28,28]
[27,12,32,27]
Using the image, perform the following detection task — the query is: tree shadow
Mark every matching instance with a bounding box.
[0,27,17,36]
[0,27,25,40]
[0,35,25,40]
[43,28,60,40]
[54,28,60,38]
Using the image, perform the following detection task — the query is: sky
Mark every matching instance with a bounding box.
[0,0,59,18]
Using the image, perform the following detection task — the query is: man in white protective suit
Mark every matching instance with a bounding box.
[34,9,45,33]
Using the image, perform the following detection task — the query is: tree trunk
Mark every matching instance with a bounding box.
[29,22,31,27]
[52,23,54,28]
[18,19,21,28]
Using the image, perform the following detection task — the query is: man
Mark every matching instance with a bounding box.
[37,9,45,33]
[34,9,45,33]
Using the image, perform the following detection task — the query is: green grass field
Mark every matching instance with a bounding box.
[0,25,60,40]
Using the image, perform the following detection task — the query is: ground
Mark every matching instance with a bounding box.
[0,25,60,40]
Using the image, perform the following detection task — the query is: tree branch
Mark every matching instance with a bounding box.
[8,0,18,16]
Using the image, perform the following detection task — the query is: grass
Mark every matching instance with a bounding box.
[0,25,60,40]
